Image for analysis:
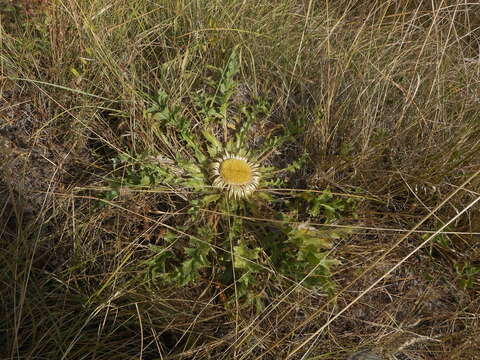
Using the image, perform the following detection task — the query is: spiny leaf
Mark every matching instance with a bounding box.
[234,243,261,271]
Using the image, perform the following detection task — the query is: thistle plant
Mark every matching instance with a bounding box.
[101,49,355,308]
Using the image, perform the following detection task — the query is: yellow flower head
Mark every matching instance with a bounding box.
[211,153,260,199]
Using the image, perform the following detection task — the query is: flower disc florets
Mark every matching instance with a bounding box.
[211,153,260,199]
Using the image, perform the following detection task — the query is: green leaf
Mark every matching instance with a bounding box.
[146,246,173,277]
[140,174,151,185]
[202,129,222,157]
[201,194,222,205]
[234,243,261,271]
